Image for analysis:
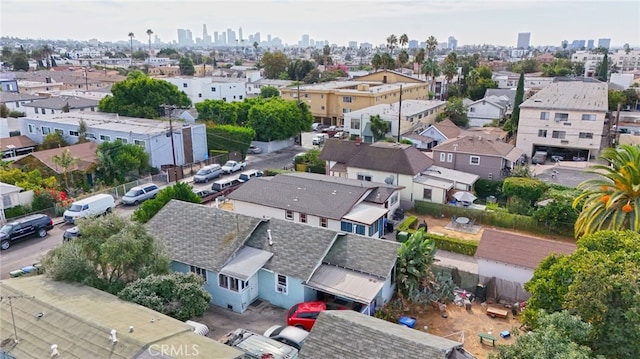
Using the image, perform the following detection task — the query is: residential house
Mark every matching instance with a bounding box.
[19,113,208,168]
[466,96,510,127]
[353,69,426,84]
[432,135,524,180]
[343,100,446,142]
[413,166,480,203]
[147,65,181,77]
[162,76,246,105]
[0,92,46,113]
[0,276,244,359]
[515,79,608,160]
[23,95,99,115]
[535,52,556,65]
[146,200,400,315]
[280,70,429,125]
[227,172,403,238]
[475,229,576,300]
[1,182,31,223]
[14,69,124,93]
[572,50,640,76]
[299,310,475,359]
[1,135,38,158]
[245,69,294,96]
[492,71,554,90]
[16,80,64,95]
[401,132,437,151]
[418,119,462,148]
[0,73,18,92]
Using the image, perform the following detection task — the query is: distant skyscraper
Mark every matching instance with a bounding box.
[517,32,531,49]
[227,29,236,46]
[587,40,594,50]
[254,32,261,44]
[408,40,419,49]
[301,34,310,47]
[177,29,187,45]
[448,36,458,50]
[186,29,194,45]
[348,41,358,50]
[239,27,243,41]
[213,31,219,45]
[597,38,611,49]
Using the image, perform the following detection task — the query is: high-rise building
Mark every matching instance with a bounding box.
[448,36,458,50]
[254,32,261,44]
[202,24,211,45]
[517,32,531,49]
[408,40,419,49]
[348,41,358,50]
[300,34,310,47]
[239,27,243,41]
[227,29,236,46]
[587,40,594,50]
[177,29,187,45]
[597,38,611,49]
[213,31,219,46]
[185,29,193,45]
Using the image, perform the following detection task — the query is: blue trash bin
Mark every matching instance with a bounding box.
[399,316,416,329]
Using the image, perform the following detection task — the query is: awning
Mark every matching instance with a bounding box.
[306,264,385,304]
[506,148,525,163]
[342,203,388,225]
[219,246,273,281]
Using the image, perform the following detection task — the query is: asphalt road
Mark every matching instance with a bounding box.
[0,140,315,279]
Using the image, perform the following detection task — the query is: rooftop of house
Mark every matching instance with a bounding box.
[228,172,402,220]
[353,69,427,83]
[14,141,98,174]
[14,69,125,84]
[320,139,433,176]
[345,100,447,118]
[1,135,38,150]
[519,80,608,111]
[433,135,524,161]
[22,95,99,109]
[299,310,466,359]
[475,228,576,269]
[163,76,245,83]
[336,82,425,95]
[484,89,517,106]
[0,276,243,359]
[0,92,46,103]
[427,119,461,139]
[419,165,480,185]
[322,234,399,279]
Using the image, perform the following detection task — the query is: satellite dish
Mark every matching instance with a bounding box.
[384,175,395,185]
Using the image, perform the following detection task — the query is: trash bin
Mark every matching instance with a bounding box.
[396,231,409,243]
[399,316,416,329]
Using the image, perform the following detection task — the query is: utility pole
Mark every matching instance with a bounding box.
[84,67,89,91]
[160,104,179,182]
[397,84,403,143]
[1,295,34,343]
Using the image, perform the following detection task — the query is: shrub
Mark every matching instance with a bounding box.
[264,169,290,176]
[502,177,548,204]
[397,216,419,232]
[427,233,478,256]
[4,205,29,219]
[8,111,25,118]
[474,179,504,202]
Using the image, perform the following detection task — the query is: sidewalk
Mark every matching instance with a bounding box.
[434,250,478,274]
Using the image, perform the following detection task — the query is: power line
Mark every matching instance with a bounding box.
[1,295,35,343]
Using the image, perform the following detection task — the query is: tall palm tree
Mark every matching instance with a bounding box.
[386,34,398,55]
[426,35,438,58]
[397,50,409,69]
[52,148,80,191]
[573,145,640,237]
[146,29,153,64]
[322,45,331,69]
[414,48,425,78]
[399,34,409,49]
[128,32,134,65]
[421,58,440,96]
[41,45,53,68]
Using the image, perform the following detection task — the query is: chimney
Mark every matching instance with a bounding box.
[110,329,118,344]
[267,229,273,246]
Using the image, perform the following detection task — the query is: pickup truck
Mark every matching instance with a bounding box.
[531,151,548,165]
[221,160,247,174]
[192,189,219,204]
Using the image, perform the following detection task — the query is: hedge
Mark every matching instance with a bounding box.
[396,216,419,232]
[428,233,478,256]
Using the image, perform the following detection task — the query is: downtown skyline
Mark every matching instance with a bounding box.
[1,1,639,48]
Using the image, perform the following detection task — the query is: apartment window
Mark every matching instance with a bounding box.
[134,139,145,147]
[69,130,79,137]
[538,129,547,137]
[190,265,207,282]
[198,93,202,98]
[446,153,453,163]
[439,152,446,162]
[285,210,293,220]
[211,87,216,92]
[351,118,360,130]
[91,107,95,112]
[304,94,309,98]
[183,83,188,88]
[222,97,227,101]
[218,273,228,288]
[300,213,307,223]
[552,130,566,139]
[342,96,353,103]
[239,95,243,100]
[99,134,111,141]
[320,94,324,99]
[355,224,365,235]
[116,137,128,144]
[469,107,476,113]
[423,188,432,200]
[554,113,569,122]
[54,128,64,135]
[41,126,51,135]
[581,114,596,121]
[357,174,372,181]
[319,217,328,228]
[321,106,325,110]
[28,124,35,134]
[579,132,594,139]
[342,108,351,113]
[15,101,19,108]
[276,274,288,294]
[418,114,423,119]
[86,133,96,140]
[341,221,353,232]
[368,220,379,237]
[470,156,480,165]
[539,112,549,120]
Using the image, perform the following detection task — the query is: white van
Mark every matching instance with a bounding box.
[238,169,264,182]
[212,177,243,192]
[63,194,116,224]
[193,164,223,183]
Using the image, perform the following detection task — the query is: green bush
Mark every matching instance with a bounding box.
[4,205,29,219]
[263,169,291,176]
[397,216,419,232]
[502,177,548,204]
[474,179,504,202]
[428,233,478,256]
[8,111,25,118]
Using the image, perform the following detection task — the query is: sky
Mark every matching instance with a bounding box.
[1,0,639,47]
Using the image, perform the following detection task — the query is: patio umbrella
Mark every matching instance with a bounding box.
[453,191,477,203]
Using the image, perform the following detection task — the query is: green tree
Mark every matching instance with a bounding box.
[322,45,332,66]
[523,230,640,359]
[511,72,525,129]
[421,58,440,95]
[259,86,280,98]
[608,89,626,111]
[425,36,438,58]
[247,98,313,141]
[295,148,325,174]
[533,189,580,231]
[0,103,9,118]
[52,148,80,191]
[131,50,148,60]
[386,34,398,54]
[369,114,390,142]
[146,29,153,61]
[77,119,89,143]
[380,52,395,70]
[128,32,135,56]
[118,272,211,321]
[0,167,57,191]
[598,52,608,81]
[178,56,195,76]
[261,51,289,79]
[287,59,315,81]
[98,71,191,118]
[205,124,256,154]
[95,140,151,185]
[502,177,548,205]
[414,48,425,77]
[371,53,382,71]
[196,99,238,125]
[11,52,29,71]
[396,228,436,301]
[133,183,201,223]
[438,98,468,127]
[39,131,68,150]
[573,145,640,237]
[399,34,409,49]
[397,50,409,68]
[508,59,541,74]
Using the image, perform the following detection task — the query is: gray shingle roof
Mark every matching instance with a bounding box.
[244,220,338,281]
[433,135,517,157]
[431,119,461,139]
[228,172,399,220]
[23,95,99,110]
[0,92,45,103]
[323,234,399,278]
[146,200,262,273]
[320,139,433,176]
[299,310,464,359]
[484,89,517,107]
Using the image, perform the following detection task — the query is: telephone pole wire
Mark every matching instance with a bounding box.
[1,295,35,343]
[160,104,180,182]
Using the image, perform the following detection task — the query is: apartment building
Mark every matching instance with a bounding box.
[571,50,640,76]
[515,79,608,160]
[162,76,246,105]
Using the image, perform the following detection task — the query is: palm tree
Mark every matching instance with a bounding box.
[52,148,80,191]
[573,145,640,237]
[399,34,409,49]
[128,32,135,65]
[426,35,438,58]
[397,50,409,69]
[146,29,153,64]
[42,45,52,68]
[322,45,331,69]
[371,53,382,71]
[386,34,398,55]
[421,58,440,95]
[414,48,425,78]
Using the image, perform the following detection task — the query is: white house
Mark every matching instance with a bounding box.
[162,76,246,105]
[417,119,462,148]
[22,96,99,115]
[492,71,554,90]
[466,96,509,127]
[0,92,45,112]
[19,113,208,168]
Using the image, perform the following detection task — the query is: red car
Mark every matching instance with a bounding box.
[286,301,348,331]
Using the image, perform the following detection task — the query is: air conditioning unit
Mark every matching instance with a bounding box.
[276,284,287,294]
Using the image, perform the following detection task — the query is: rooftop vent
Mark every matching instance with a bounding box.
[267,229,273,246]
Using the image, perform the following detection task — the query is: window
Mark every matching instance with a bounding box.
[116,137,128,144]
[357,174,372,181]
[390,193,398,205]
[211,87,216,92]
[198,93,202,98]
[554,113,569,122]
[579,132,594,139]
[355,224,365,235]
[218,273,228,288]
[469,107,475,113]
[91,107,95,112]
[190,265,207,282]
[86,133,96,140]
[134,139,145,147]
[69,130,79,137]
[423,188,432,200]
[341,221,353,232]
[99,134,111,141]
[183,83,188,88]
[470,156,480,165]
[368,219,379,237]
[581,114,596,121]
[300,213,307,223]
[41,126,51,135]
[229,277,239,292]
[285,210,293,220]
[319,217,328,228]
[276,274,288,294]
[390,265,396,285]
[239,95,243,100]
[351,118,361,130]
[342,96,353,103]
[538,129,547,137]
[54,129,63,135]
[552,130,566,139]
[439,152,446,162]
[321,106,325,110]
[342,108,351,114]
[446,153,453,163]
[539,112,549,120]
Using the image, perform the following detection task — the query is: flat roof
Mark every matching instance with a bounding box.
[306,264,385,304]
[346,100,446,118]
[341,203,388,225]
[422,166,480,185]
[520,81,608,111]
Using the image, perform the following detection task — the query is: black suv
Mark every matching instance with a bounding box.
[0,214,54,250]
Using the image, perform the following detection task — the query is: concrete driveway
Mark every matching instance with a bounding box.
[197,300,289,340]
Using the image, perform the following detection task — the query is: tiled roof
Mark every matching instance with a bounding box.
[0,92,45,103]
[146,200,262,273]
[320,139,433,176]
[299,310,464,359]
[21,142,98,174]
[433,135,517,157]
[1,135,38,150]
[323,234,399,278]
[431,119,461,139]
[244,220,338,281]
[475,229,576,269]
[23,95,99,110]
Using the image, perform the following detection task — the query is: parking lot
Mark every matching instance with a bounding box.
[198,300,289,340]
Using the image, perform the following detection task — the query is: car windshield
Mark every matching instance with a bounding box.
[270,327,285,336]
[223,161,234,167]
[0,225,13,234]
[125,189,142,197]
[68,204,83,212]
[196,169,209,175]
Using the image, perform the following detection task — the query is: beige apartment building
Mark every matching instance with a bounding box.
[515,79,608,161]
[280,70,429,125]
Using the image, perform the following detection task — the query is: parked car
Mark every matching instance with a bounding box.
[194,164,223,183]
[63,194,116,224]
[286,301,348,331]
[247,145,263,155]
[263,325,309,350]
[238,169,264,182]
[220,328,299,359]
[221,160,247,174]
[121,183,160,205]
[63,226,81,242]
[192,188,218,204]
[0,214,54,250]
[531,151,548,165]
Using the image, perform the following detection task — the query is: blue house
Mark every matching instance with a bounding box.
[147,200,400,315]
